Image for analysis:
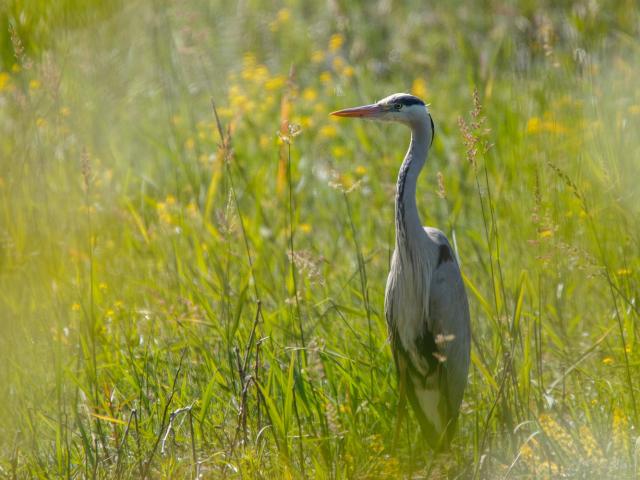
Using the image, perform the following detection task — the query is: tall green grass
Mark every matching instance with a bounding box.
[1,1,639,477]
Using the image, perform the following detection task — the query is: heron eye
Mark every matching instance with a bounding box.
[394,104,402,111]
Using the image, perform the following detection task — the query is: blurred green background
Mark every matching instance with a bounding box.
[1,0,639,477]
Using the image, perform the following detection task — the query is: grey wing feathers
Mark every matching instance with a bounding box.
[427,231,471,417]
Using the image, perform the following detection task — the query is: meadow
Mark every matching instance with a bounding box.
[1,0,639,477]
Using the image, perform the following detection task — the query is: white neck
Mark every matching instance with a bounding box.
[395,119,430,252]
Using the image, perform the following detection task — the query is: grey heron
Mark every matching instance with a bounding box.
[331,93,471,449]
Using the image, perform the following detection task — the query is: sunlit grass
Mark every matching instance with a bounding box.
[1,1,639,477]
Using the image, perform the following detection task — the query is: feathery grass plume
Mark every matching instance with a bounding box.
[304,337,325,382]
[327,169,362,194]
[9,23,32,69]
[458,89,492,168]
[324,400,341,436]
[215,190,238,237]
[287,250,325,286]
[277,68,298,194]
[535,13,560,68]
[436,171,446,199]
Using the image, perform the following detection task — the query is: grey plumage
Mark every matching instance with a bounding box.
[332,93,471,448]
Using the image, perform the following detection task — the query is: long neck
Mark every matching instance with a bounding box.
[395,125,430,250]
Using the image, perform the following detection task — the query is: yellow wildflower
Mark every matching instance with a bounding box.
[602,356,614,365]
[299,223,312,233]
[319,124,337,139]
[302,87,318,102]
[253,64,269,83]
[355,165,367,175]
[526,116,567,134]
[331,145,347,157]
[36,117,47,128]
[329,33,344,52]
[538,228,553,238]
[185,137,195,150]
[11,64,21,73]
[270,8,291,31]
[296,115,313,129]
[29,79,41,90]
[60,106,70,117]
[311,50,325,63]
[412,78,428,100]
[320,71,332,85]
[628,105,640,115]
[71,303,81,311]
[527,117,541,133]
[229,85,251,111]
[166,194,176,205]
[342,65,354,78]
[0,72,9,91]
[277,8,291,23]
[616,268,632,276]
[265,75,286,91]
[99,282,108,291]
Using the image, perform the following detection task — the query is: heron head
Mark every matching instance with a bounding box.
[330,93,430,128]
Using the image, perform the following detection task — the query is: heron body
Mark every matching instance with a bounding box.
[332,93,471,448]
